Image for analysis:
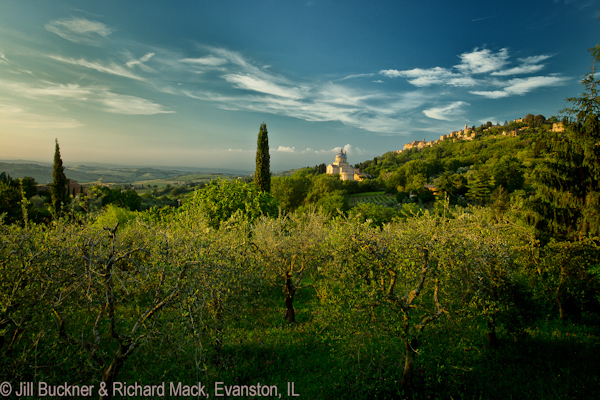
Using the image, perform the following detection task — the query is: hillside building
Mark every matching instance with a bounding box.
[327,148,365,181]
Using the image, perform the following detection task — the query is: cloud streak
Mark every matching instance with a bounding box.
[338,73,376,81]
[126,52,155,69]
[46,17,112,45]
[470,75,569,98]
[174,47,427,134]
[49,55,146,81]
[100,93,175,115]
[1,79,174,115]
[180,56,228,66]
[23,19,572,138]
[379,48,562,100]
[273,143,367,156]
[0,102,83,129]
[223,74,304,99]
[423,101,469,120]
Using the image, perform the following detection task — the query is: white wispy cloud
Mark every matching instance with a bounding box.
[45,17,112,45]
[173,46,423,134]
[455,48,509,74]
[519,55,553,64]
[491,64,545,76]
[380,67,480,87]
[100,93,175,115]
[377,48,566,101]
[0,79,93,99]
[382,67,452,79]
[470,75,569,98]
[338,73,376,81]
[491,54,552,76]
[126,52,155,69]
[275,144,368,155]
[0,102,83,129]
[276,146,295,152]
[49,55,145,81]
[0,53,8,64]
[224,74,304,99]
[1,78,174,115]
[423,101,470,121]
[180,56,228,66]
[469,90,508,99]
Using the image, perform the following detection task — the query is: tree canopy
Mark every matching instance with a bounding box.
[532,46,600,239]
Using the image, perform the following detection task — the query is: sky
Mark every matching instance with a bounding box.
[0,0,599,172]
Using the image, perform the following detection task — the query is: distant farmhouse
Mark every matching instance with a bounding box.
[326,148,367,181]
[37,179,87,196]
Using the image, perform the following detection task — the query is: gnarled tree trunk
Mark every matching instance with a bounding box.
[284,271,296,323]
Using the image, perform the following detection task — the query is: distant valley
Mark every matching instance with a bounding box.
[0,159,252,186]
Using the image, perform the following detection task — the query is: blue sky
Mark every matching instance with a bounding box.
[1,0,598,172]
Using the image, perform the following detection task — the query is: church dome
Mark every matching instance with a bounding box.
[335,149,347,163]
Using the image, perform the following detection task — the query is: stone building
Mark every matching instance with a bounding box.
[327,148,363,181]
[403,138,428,151]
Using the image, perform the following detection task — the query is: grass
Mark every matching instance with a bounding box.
[114,285,600,400]
[12,277,598,399]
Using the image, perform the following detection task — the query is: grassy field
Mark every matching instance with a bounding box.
[121,285,600,400]
[132,173,239,188]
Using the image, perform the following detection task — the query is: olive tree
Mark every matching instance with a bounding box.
[322,205,527,387]
[251,211,326,323]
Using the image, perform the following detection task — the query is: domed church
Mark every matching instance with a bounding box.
[326,148,361,181]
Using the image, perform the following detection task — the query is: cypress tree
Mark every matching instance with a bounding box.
[254,122,271,193]
[51,139,68,216]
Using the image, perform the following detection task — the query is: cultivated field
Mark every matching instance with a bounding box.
[347,191,398,207]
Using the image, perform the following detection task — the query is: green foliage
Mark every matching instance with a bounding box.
[312,190,348,217]
[536,237,600,320]
[252,211,326,322]
[271,175,310,212]
[98,186,142,211]
[466,165,494,204]
[137,205,177,224]
[19,176,37,199]
[0,180,21,224]
[1,201,599,398]
[181,178,279,228]
[436,171,468,199]
[491,155,525,192]
[92,204,138,228]
[531,47,600,238]
[347,202,400,227]
[304,173,344,204]
[254,122,271,193]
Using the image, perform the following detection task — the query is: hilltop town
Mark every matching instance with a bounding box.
[324,115,568,182]
[395,116,565,153]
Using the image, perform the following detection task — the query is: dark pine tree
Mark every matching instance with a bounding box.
[51,139,68,216]
[254,123,271,193]
[532,46,600,239]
